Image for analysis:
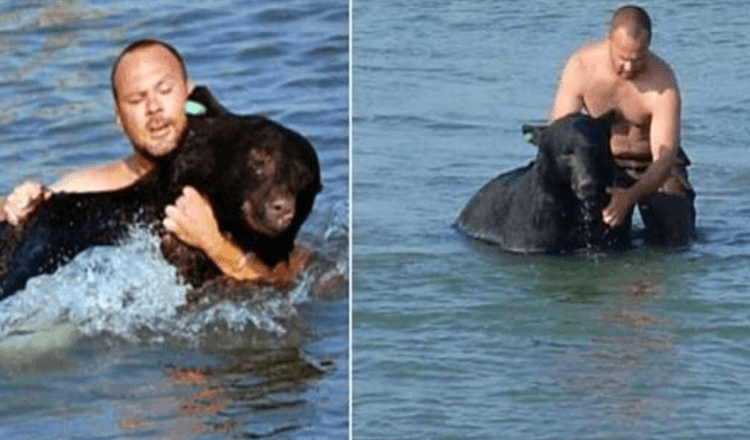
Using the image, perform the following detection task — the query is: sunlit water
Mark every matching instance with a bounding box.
[354,1,750,439]
[0,1,348,439]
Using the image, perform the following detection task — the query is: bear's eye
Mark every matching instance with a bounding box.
[248,147,276,178]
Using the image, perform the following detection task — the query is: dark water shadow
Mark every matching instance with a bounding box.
[454,227,696,304]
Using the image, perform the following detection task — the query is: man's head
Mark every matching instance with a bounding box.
[111,40,192,160]
[607,5,652,80]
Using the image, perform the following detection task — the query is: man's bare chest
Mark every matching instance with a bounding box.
[582,78,651,126]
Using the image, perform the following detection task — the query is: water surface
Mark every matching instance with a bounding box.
[0,1,348,438]
[354,1,750,438]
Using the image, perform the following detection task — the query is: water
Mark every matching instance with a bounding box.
[353,1,750,439]
[0,0,348,439]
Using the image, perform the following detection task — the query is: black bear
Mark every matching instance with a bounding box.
[0,87,322,299]
[453,112,630,253]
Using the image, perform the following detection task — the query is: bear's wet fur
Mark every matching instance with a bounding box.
[454,112,630,253]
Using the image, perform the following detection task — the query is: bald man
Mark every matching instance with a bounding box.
[549,5,695,246]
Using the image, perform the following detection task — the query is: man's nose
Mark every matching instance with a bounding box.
[146,93,163,114]
[622,61,633,72]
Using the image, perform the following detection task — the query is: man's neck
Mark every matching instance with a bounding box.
[124,153,156,179]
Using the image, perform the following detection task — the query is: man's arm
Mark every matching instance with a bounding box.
[0,181,51,226]
[549,51,586,122]
[602,83,681,226]
[50,161,139,193]
[163,186,308,284]
[1,161,137,226]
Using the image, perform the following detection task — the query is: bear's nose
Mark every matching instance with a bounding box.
[271,199,295,227]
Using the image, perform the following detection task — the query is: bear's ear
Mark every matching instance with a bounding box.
[522,124,547,146]
[186,86,229,117]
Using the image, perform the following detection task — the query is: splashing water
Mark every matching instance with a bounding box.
[0,226,313,351]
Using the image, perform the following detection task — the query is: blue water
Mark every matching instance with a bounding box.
[354,1,750,439]
[0,1,348,439]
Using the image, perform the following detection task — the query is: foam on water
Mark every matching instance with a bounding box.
[0,226,312,349]
[174,274,313,338]
[324,199,349,242]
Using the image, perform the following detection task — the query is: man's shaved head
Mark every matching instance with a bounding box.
[609,5,652,45]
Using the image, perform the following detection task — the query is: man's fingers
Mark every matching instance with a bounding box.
[174,193,186,209]
[174,189,196,210]
[5,201,27,227]
[163,204,190,234]
[5,181,50,225]
[163,206,185,234]
[175,186,204,209]
[5,209,19,227]
[5,204,38,226]
[163,217,176,232]
[164,205,180,221]
[182,185,198,197]
[602,213,621,227]
[11,181,44,202]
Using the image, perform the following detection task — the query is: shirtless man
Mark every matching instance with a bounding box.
[549,5,695,245]
[0,39,306,283]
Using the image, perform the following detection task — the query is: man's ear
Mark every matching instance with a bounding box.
[187,79,195,94]
[114,107,124,132]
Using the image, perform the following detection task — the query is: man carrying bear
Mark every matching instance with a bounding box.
[0,39,308,283]
[549,5,695,245]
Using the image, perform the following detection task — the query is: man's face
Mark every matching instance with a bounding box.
[608,28,649,80]
[113,45,190,159]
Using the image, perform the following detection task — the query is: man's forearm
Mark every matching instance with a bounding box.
[161,186,304,284]
[625,148,676,202]
[204,237,308,286]
[203,235,267,281]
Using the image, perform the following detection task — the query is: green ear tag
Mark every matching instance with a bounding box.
[524,131,535,143]
[185,100,207,116]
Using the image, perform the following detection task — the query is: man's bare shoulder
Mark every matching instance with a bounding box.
[50,160,135,193]
[568,40,606,69]
[559,41,607,85]
[648,52,680,92]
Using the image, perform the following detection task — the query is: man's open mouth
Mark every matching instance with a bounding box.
[148,120,171,138]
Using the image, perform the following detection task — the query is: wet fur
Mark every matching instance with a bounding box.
[453,112,630,253]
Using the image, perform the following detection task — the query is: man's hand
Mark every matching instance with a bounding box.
[602,187,634,227]
[219,245,312,288]
[163,186,223,253]
[2,181,51,226]
[163,186,311,285]
[267,245,312,285]
[163,186,263,282]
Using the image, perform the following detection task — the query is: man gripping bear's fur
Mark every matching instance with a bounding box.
[0,86,322,299]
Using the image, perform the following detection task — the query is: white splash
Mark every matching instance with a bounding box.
[0,227,311,351]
